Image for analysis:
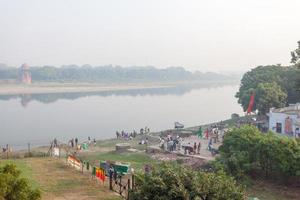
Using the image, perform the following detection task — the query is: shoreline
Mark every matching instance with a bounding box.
[0,80,239,95]
[0,83,175,95]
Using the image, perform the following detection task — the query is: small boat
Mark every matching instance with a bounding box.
[175,122,184,129]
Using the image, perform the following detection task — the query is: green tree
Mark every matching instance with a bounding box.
[255,82,287,115]
[129,163,246,200]
[236,65,299,114]
[0,164,41,200]
[290,41,300,91]
[216,125,300,179]
[291,41,300,65]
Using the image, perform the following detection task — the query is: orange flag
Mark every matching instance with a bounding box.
[247,93,255,114]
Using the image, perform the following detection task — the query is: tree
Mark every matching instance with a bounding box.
[290,41,300,92]
[236,65,299,114]
[291,41,300,65]
[255,82,287,115]
[0,164,41,200]
[129,163,246,200]
[216,125,300,179]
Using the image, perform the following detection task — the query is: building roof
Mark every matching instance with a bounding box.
[270,103,300,115]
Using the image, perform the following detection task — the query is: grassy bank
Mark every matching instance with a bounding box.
[0,158,120,200]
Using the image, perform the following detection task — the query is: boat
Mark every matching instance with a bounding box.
[174,122,184,129]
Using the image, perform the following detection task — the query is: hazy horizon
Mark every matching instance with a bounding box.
[1,0,299,72]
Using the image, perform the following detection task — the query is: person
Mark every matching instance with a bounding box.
[145,137,149,144]
[53,138,58,147]
[208,138,212,151]
[133,130,137,138]
[205,128,209,139]
[197,142,201,154]
[71,138,74,148]
[197,127,203,138]
[93,138,96,146]
[88,136,91,144]
[75,138,78,146]
[193,142,197,154]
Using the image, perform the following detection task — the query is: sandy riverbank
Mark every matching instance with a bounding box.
[0,82,175,95]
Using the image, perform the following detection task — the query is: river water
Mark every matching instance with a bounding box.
[0,83,243,149]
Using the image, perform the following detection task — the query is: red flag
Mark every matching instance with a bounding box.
[247,93,255,114]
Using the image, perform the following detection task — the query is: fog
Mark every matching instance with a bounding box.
[0,0,299,71]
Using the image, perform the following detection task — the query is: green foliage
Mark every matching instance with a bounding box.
[255,82,287,115]
[290,41,300,65]
[129,163,246,200]
[0,164,41,200]
[216,126,300,179]
[236,65,300,114]
[290,41,300,91]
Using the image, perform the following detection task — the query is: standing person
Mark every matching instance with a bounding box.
[197,127,203,138]
[88,136,91,144]
[93,138,96,146]
[53,138,58,147]
[71,138,74,148]
[205,128,209,139]
[197,142,201,154]
[75,138,78,146]
[193,142,197,154]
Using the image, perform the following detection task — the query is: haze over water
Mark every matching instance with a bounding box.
[0,84,242,149]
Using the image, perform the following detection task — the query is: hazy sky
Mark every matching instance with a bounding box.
[0,0,299,71]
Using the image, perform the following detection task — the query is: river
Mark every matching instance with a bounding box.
[0,83,243,149]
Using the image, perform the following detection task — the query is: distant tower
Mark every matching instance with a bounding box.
[19,63,32,84]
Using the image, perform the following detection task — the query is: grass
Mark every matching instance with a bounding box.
[79,151,156,171]
[0,158,121,200]
[96,134,160,151]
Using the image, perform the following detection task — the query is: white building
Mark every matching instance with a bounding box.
[268,103,300,137]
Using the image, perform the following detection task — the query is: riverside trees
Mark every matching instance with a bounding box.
[236,65,300,115]
[236,40,300,115]
[215,125,300,179]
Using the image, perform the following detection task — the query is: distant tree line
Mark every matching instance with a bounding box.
[0,64,241,83]
[236,41,300,115]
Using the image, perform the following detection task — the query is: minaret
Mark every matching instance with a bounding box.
[19,63,32,84]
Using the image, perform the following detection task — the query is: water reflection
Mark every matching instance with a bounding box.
[0,82,238,107]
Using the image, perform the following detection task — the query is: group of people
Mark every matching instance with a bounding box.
[116,126,151,140]
[184,142,201,155]
[160,134,183,152]
[116,130,136,140]
[68,138,79,148]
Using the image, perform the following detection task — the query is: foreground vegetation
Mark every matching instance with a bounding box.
[0,158,120,200]
[129,162,246,200]
[214,125,300,179]
[0,163,41,200]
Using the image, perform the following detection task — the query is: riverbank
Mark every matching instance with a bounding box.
[0,80,241,95]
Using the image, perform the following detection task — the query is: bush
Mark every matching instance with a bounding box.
[216,125,300,179]
[129,163,246,200]
[0,164,41,200]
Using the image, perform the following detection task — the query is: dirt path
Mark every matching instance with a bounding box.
[25,157,120,200]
